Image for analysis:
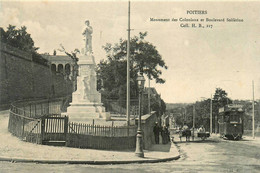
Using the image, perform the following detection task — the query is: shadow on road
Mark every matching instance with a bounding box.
[173,139,220,144]
[240,139,252,141]
[149,143,171,152]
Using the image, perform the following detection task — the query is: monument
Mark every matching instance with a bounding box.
[66,20,110,122]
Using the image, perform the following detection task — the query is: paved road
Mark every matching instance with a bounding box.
[0,135,259,173]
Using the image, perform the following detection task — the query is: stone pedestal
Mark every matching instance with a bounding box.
[67,53,110,123]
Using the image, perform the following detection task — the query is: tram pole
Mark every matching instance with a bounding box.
[210,94,213,134]
[192,104,195,141]
[252,80,255,139]
[148,77,151,115]
[126,1,131,127]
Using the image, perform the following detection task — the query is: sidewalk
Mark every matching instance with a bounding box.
[0,111,180,164]
[241,135,260,146]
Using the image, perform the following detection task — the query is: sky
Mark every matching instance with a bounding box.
[1,0,260,103]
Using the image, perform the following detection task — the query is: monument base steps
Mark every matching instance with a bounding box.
[66,102,111,123]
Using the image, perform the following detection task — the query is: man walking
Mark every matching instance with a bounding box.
[153,122,160,144]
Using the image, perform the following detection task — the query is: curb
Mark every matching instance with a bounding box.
[0,155,180,165]
[0,143,181,165]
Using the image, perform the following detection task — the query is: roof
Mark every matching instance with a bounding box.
[219,104,244,113]
[41,54,73,63]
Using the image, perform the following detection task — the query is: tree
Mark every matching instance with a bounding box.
[0,25,48,66]
[169,88,232,131]
[97,32,168,101]
[212,88,232,132]
[213,88,232,106]
[193,99,211,130]
[212,88,232,117]
[234,99,260,130]
[58,44,80,91]
[58,44,79,63]
[1,25,38,52]
[146,94,166,116]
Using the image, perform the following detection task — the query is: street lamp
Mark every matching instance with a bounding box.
[135,72,145,158]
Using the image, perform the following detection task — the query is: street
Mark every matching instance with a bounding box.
[0,134,259,173]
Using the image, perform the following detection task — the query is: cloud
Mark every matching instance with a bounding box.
[0,7,75,54]
[0,8,20,27]
[21,20,75,54]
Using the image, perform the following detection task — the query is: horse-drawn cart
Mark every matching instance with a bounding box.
[197,132,210,140]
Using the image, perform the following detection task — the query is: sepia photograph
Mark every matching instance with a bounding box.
[0,0,259,172]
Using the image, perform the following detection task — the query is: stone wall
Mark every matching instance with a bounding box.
[0,42,72,108]
[66,134,136,150]
[138,111,158,149]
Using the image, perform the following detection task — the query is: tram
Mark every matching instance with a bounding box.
[218,104,244,140]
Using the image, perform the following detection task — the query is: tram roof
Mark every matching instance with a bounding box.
[219,104,244,113]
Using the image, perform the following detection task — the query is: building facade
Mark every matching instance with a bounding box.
[42,54,77,91]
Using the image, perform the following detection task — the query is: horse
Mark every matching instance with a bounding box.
[181,129,191,142]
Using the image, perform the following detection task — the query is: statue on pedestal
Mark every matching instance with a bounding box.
[66,20,110,122]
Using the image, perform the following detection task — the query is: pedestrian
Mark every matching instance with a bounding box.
[198,125,205,133]
[161,125,165,144]
[161,125,169,144]
[171,135,174,143]
[179,127,183,142]
[153,122,160,144]
[166,125,170,142]
[183,124,189,130]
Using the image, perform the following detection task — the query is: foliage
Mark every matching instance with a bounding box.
[212,88,232,130]
[161,99,166,114]
[0,25,48,66]
[0,25,38,52]
[57,44,80,92]
[144,94,166,115]
[58,44,79,63]
[233,99,260,130]
[58,44,80,76]
[97,32,167,116]
[167,88,232,131]
[102,32,167,82]
[97,60,137,101]
[97,32,167,100]
[213,88,232,107]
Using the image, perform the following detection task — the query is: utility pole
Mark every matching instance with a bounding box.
[252,80,255,139]
[184,107,186,123]
[192,104,195,141]
[126,1,131,126]
[148,77,151,115]
[210,94,213,134]
[159,94,161,125]
[182,109,184,126]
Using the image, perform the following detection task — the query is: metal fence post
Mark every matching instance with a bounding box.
[41,117,45,144]
[64,116,68,146]
[112,121,114,136]
[29,104,32,117]
[47,100,50,114]
[41,103,43,115]
[22,109,25,139]
[35,104,37,117]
